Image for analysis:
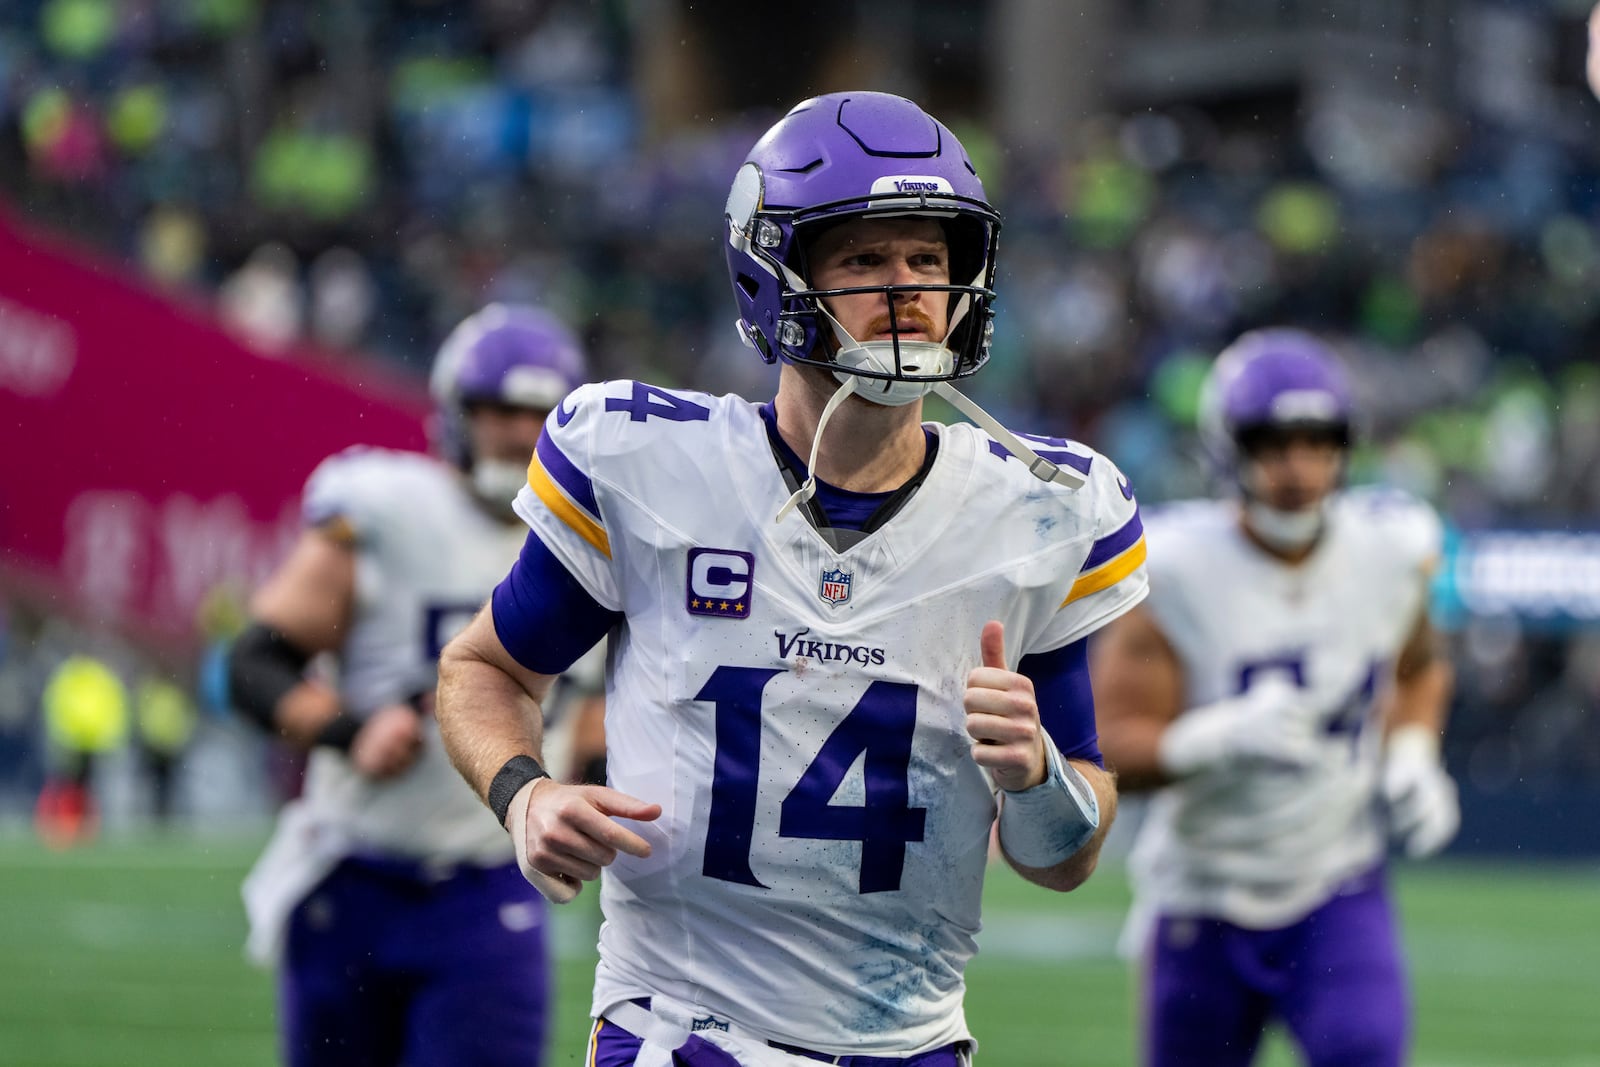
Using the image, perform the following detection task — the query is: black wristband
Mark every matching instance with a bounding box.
[489,755,550,828]
[316,695,427,754]
[314,713,363,752]
[227,623,313,732]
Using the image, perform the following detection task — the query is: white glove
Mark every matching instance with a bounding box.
[1159,677,1325,778]
[505,777,583,904]
[1381,725,1459,858]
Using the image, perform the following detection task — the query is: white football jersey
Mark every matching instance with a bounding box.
[1128,488,1442,929]
[516,381,1148,1053]
[293,447,523,864]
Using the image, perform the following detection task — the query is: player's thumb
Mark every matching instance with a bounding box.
[980,620,1007,670]
[589,786,664,822]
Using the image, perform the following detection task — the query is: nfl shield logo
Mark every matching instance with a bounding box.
[819,566,853,605]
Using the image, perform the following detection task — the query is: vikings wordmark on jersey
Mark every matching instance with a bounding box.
[516,380,1148,1052]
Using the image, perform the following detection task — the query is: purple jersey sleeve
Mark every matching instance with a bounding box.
[491,530,623,676]
[1018,638,1102,768]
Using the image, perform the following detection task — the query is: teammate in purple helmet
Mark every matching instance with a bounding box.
[436,92,1149,1063]
[228,304,595,1067]
[1096,328,1459,1067]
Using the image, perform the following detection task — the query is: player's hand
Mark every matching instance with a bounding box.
[1381,725,1459,858]
[349,704,425,779]
[1158,677,1325,777]
[506,778,663,903]
[965,621,1048,792]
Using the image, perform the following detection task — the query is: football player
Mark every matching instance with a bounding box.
[1094,329,1459,1067]
[227,304,591,1067]
[435,92,1149,1063]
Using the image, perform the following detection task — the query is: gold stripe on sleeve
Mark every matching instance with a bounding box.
[1062,536,1147,606]
[526,455,612,559]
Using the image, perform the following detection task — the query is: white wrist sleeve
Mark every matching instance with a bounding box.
[997,733,1100,868]
[1385,722,1440,765]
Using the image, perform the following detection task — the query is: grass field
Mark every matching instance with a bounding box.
[1,833,1596,1066]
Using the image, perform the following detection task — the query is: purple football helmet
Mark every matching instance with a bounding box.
[724,92,1000,395]
[429,303,588,470]
[1198,328,1353,473]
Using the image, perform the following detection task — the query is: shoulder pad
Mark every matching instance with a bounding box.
[1339,486,1443,573]
[302,447,444,539]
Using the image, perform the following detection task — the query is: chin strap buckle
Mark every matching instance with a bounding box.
[933,383,1088,491]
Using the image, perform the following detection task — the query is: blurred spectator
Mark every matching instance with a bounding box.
[0,602,42,818]
[307,246,375,350]
[217,241,303,352]
[36,651,127,846]
[137,204,207,287]
[134,671,197,824]
[20,87,107,184]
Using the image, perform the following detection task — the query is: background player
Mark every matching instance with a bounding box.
[1094,329,1459,1067]
[226,303,589,1067]
[434,91,1149,1064]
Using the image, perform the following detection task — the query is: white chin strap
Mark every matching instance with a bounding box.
[1244,499,1326,552]
[931,382,1086,490]
[775,375,860,524]
[471,460,529,513]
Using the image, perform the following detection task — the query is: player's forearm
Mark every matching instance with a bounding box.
[273,681,346,748]
[1005,760,1118,892]
[436,640,548,802]
[1386,657,1453,737]
[227,622,352,749]
[1097,717,1175,792]
[1087,611,1187,791]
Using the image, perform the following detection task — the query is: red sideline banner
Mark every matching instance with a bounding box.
[0,208,429,648]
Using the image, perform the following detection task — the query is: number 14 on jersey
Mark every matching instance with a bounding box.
[698,666,927,894]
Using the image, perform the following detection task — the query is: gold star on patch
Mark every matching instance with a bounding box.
[719,601,730,611]
[691,599,701,609]
[734,602,744,612]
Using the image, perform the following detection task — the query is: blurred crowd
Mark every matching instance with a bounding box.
[0,589,286,840]
[2,0,1598,832]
